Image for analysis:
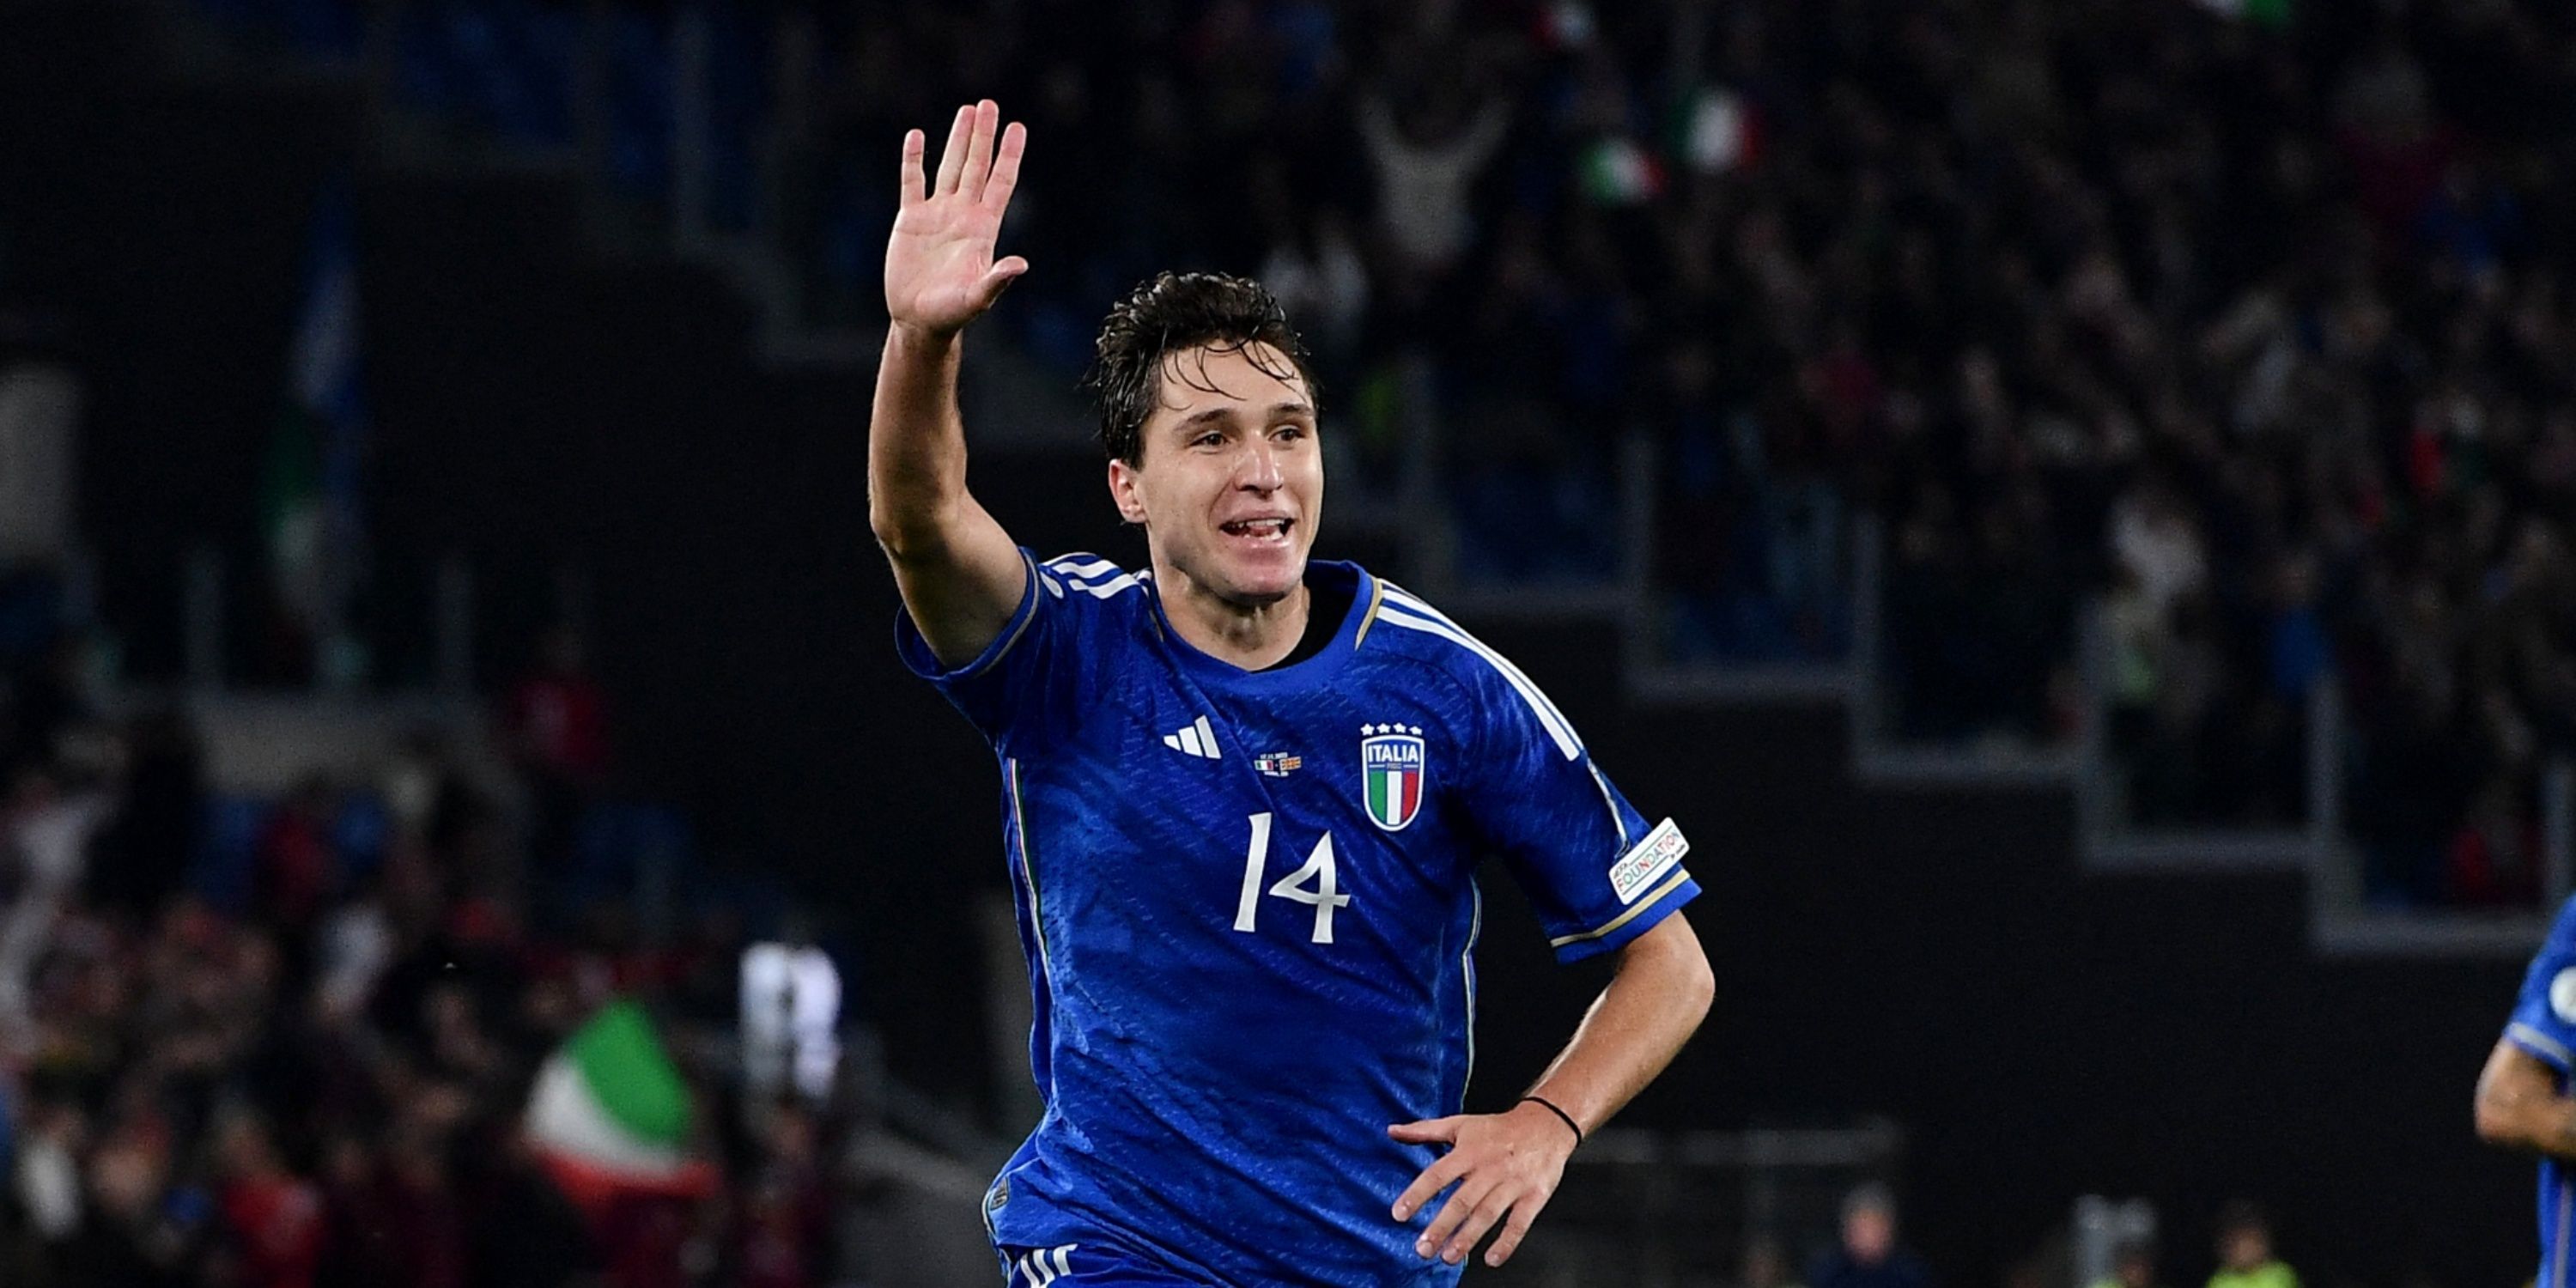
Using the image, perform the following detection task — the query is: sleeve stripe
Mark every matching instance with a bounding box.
[2511,1022,2575,1069]
[955,551,1043,679]
[1381,589,1583,751]
[1589,762,1630,853]
[1548,871,1692,947]
[1375,604,1583,759]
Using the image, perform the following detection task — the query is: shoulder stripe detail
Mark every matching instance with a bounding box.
[1352,576,1388,649]
[2511,1022,2574,1069]
[1375,605,1582,759]
[1043,554,1121,580]
[1074,573,1140,599]
[1380,591,1583,753]
[1547,871,1692,948]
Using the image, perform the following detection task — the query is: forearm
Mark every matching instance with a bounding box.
[1524,916,1714,1137]
[866,323,971,554]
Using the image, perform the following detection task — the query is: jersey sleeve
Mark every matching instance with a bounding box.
[2505,896,2576,1073]
[892,550,1125,755]
[1451,660,1699,964]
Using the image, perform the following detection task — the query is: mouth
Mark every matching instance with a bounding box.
[1218,516,1296,548]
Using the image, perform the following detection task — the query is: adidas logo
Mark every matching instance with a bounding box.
[1162,714,1222,759]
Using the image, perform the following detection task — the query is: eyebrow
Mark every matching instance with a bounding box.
[1172,401,1317,432]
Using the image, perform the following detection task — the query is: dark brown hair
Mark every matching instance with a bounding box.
[1084,271,1318,466]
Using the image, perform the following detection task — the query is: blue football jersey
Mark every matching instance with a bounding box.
[2506,895,2576,1288]
[897,550,1700,1285]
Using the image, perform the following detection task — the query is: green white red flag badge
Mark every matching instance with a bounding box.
[1361,724,1426,830]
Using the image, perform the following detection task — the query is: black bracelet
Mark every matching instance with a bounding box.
[1518,1096,1583,1147]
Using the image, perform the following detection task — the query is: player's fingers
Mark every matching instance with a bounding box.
[899,129,927,207]
[975,257,1030,309]
[933,104,973,196]
[1386,1116,1461,1144]
[982,121,1028,213]
[1483,1194,1548,1267]
[1389,1150,1470,1222]
[1440,1185,1522,1264]
[962,99,999,201]
[1416,1176,1497,1259]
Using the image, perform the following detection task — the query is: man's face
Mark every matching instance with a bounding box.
[1843,1206,1894,1265]
[1109,342,1321,605]
[2221,1227,2269,1270]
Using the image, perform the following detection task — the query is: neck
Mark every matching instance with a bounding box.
[1152,552,1310,670]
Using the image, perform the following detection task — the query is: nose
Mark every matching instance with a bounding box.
[1236,436,1284,493]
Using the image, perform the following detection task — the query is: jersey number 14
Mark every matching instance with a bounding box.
[1233,812,1351,943]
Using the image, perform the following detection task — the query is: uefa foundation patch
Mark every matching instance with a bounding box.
[1607,818,1690,904]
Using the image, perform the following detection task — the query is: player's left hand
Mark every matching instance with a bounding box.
[1386,1102,1576,1267]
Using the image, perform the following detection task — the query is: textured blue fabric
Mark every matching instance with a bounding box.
[901,551,1699,1285]
[2504,894,2576,1288]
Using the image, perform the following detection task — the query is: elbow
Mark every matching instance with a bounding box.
[867,507,910,556]
[1675,947,1716,1030]
[2475,1096,2519,1149]
[867,486,962,562]
[869,504,938,561]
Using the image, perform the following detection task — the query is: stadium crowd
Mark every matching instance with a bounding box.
[215,0,2576,898]
[0,585,846,1288]
[761,0,2576,897]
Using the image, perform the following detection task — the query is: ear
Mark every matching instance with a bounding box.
[1107,457,1150,526]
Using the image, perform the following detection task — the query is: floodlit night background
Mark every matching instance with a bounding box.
[1,0,2572,1284]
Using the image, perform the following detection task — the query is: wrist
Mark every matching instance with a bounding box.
[887,318,964,352]
[1516,1096,1583,1151]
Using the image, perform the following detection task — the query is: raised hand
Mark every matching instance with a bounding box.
[885,100,1029,337]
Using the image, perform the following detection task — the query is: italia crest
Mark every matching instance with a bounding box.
[1361,723,1427,831]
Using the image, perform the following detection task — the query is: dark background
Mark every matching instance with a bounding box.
[0,3,2541,1283]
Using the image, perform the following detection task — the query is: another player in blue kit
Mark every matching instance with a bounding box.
[2478,894,2576,1286]
[871,100,1715,1285]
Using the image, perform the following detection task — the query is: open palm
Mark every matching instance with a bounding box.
[886,100,1029,337]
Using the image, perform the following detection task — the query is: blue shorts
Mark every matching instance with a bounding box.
[997,1239,1214,1286]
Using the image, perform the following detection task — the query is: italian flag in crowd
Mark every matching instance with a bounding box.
[2195,0,2289,25]
[261,177,368,665]
[524,1000,718,1212]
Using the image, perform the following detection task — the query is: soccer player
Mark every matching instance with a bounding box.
[871,100,1714,1285]
[2476,895,2576,1285]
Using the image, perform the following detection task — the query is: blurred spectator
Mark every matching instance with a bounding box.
[2089,1236,2163,1288]
[739,920,841,1104]
[1807,1182,1930,1288]
[83,707,204,929]
[1740,1232,1810,1288]
[213,1108,324,1288]
[2207,1200,2299,1288]
[505,625,610,874]
[1356,87,1507,282]
[256,775,342,960]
